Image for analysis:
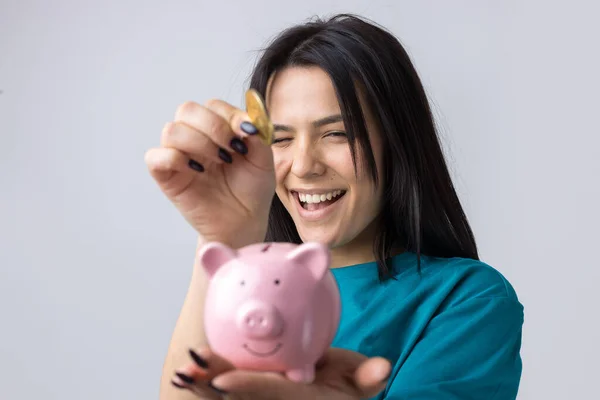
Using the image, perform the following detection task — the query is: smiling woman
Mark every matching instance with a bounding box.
[148,13,524,400]
[266,66,385,269]
[273,113,350,216]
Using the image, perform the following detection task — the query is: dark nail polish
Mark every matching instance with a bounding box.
[176,372,195,384]
[171,380,186,389]
[209,382,228,395]
[218,148,233,163]
[189,349,209,369]
[240,121,258,135]
[188,159,204,172]
[230,138,248,155]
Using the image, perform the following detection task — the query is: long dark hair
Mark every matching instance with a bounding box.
[250,14,478,279]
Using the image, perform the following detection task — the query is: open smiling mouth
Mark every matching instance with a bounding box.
[243,343,282,357]
[292,190,347,211]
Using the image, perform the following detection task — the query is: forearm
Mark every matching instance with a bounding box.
[159,237,210,400]
[159,231,265,399]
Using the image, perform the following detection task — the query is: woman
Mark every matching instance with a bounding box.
[146,14,523,400]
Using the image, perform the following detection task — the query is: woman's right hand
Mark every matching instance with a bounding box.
[170,347,391,400]
[145,99,276,248]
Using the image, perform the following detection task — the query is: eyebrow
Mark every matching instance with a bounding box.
[273,114,343,133]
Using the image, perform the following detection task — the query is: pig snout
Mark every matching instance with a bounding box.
[236,301,284,339]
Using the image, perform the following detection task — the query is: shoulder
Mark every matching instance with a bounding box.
[424,254,519,301]
[382,255,524,399]
[391,252,523,315]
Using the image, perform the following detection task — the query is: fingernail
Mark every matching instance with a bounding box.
[230,138,248,155]
[209,381,228,395]
[176,372,195,384]
[189,349,209,369]
[188,159,204,172]
[218,148,233,163]
[240,121,258,135]
[171,380,186,389]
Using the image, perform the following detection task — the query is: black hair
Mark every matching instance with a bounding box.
[249,14,478,279]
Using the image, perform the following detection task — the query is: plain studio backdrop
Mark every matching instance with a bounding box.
[1,0,598,399]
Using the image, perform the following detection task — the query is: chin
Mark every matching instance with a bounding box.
[296,226,341,247]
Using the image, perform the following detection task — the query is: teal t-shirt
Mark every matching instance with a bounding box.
[331,252,523,400]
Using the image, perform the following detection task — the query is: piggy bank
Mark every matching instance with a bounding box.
[199,241,341,383]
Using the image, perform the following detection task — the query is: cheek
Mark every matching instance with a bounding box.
[351,156,383,210]
[273,151,289,184]
[326,146,355,181]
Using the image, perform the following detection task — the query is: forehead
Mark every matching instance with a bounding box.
[266,66,342,121]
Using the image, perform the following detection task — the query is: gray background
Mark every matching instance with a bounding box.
[1,0,598,399]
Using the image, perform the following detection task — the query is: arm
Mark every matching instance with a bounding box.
[384,297,524,400]
[159,237,211,400]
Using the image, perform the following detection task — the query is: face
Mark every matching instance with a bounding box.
[266,66,384,260]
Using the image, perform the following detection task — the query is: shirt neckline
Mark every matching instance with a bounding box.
[330,251,419,279]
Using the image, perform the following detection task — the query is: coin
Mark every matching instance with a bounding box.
[245,89,274,146]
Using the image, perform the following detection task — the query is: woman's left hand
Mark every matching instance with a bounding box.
[171,346,391,400]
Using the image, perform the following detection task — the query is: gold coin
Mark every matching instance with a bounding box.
[245,89,274,146]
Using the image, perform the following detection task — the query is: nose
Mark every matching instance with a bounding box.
[236,301,284,339]
[290,138,325,178]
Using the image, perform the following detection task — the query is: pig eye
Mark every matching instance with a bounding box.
[240,280,245,286]
[274,279,280,285]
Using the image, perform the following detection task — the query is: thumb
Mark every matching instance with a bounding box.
[353,357,392,399]
[210,370,313,400]
[206,98,274,173]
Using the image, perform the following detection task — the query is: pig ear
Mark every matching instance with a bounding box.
[286,242,330,281]
[198,242,237,278]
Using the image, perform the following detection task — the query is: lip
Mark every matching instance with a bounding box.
[243,343,282,357]
[289,188,345,195]
[291,190,346,222]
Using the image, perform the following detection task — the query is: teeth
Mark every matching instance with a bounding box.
[298,190,344,204]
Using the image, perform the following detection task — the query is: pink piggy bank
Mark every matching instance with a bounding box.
[199,241,341,383]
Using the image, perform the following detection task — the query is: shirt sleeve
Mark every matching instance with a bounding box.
[383,297,524,400]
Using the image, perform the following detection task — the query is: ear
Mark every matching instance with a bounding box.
[286,242,330,281]
[198,242,237,278]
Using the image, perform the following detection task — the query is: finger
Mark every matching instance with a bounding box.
[145,146,188,174]
[161,121,233,165]
[174,347,237,383]
[353,357,391,399]
[320,347,368,366]
[145,147,205,187]
[171,363,203,392]
[174,101,249,158]
[211,370,314,400]
[172,348,237,397]
[314,347,367,388]
[170,374,225,400]
[169,376,221,400]
[205,98,275,172]
[190,347,236,377]
[204,98,256,138]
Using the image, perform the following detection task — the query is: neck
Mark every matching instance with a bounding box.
[330,239,376,269]
[328,220,381,269]
[328,221,405,269]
